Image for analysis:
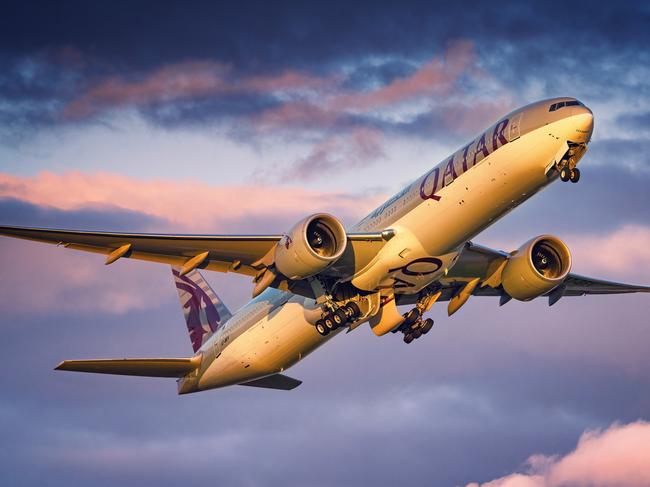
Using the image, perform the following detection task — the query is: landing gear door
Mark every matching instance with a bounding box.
[509,113,523,142]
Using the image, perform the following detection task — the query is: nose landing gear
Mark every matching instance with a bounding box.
[557,142,586,184]
[560,166,580,183]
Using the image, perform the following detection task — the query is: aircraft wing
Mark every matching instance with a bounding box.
[396,242,650,306]
[0,225,386,284]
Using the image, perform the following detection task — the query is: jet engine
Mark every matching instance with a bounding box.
[501,235,572,301]
[274,213,347,280]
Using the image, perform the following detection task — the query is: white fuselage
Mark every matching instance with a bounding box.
[179,97,594,394]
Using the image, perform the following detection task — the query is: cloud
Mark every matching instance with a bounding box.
[330,40,478,111]
[0,171,384,315]
[467,421,650,487]
[279,128,385,181]
[0,238,171,315]
[63,62,337,119]
[0,171,383,231]
[58,40,504,145]
[566,225,650,281]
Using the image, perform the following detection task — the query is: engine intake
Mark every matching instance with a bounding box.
[501,235,572,301]
[274,214,347,280]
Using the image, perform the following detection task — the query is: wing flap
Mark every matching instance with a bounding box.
[239,373,302,390]
[55,357,200,378]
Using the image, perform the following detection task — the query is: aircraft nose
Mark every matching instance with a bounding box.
[572,105,594,142]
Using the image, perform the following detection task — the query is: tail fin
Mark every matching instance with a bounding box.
[172,266,232,352]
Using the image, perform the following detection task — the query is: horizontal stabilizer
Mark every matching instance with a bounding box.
[240,374,302,390]
[55,357,200,378]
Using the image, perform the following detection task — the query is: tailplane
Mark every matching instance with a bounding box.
[56,357,200,377]
[171,266,232,352]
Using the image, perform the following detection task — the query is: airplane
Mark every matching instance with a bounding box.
[2,96,649,393]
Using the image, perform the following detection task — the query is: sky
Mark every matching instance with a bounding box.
[1,1,650,486]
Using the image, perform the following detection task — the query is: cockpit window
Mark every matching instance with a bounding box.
[549,100,583,112]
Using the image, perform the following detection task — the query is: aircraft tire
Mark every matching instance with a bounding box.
[412,329,422,339]
[324,316,336,330]
[334,308,348,325]
[316,321,329,336]
[570,168,580,183]
[403,308,421,326]
[404,334,414,344]
[421,318,434,334]
[560,167,571,182]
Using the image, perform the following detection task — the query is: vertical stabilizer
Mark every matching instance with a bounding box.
[171,267,232,352]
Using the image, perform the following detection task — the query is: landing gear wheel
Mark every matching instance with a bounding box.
[403,308,421,326]
[404,334,414,344]
[421,318,434,334]
[412,329,422,339]
[324,316,336,331]
[560,166,571,182]
[315,321,329,336]
[334,308,348,326]
[569,167,580,183]
[344,302,361,319]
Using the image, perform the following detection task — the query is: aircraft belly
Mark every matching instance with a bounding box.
[197,299,332,390]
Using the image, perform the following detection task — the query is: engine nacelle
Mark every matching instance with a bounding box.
[501,235,572,301]
[274,213,347,280]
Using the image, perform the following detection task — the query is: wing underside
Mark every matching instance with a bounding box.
[396,242,650,306]
[0,225,388,297]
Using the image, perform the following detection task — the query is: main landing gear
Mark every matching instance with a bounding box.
[315,302,361,336]
[393,307,435,344]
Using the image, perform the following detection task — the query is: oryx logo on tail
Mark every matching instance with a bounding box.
[172,267,232,352]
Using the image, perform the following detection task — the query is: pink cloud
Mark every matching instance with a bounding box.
[250,40,495,140]
[0,239,171,315]
[63,62,338,119]
[63,39,496,142]
[330,40,477,111]
[467,421,650,487]
[253,101,340,131]
[440,98,514,133]
[0,171,383,232]
[282,127,385,181]
[0,170,385,314]
[566,225,650,282]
